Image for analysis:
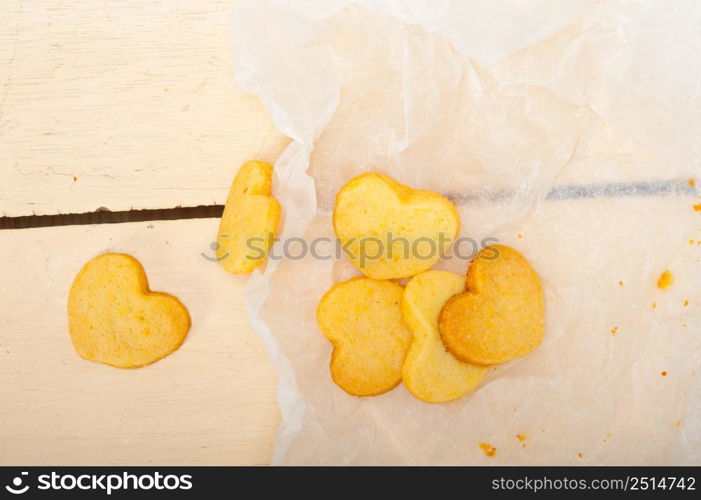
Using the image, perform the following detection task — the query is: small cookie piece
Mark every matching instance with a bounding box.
[402,271,488,403]
[68,253,190,368]
[216,161,281,274]
[657,270,673,290]
[333,173,460,280]
[317,278,412,396]
[439,245,544,365]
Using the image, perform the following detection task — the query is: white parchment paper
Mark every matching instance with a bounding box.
[231,0,701,464]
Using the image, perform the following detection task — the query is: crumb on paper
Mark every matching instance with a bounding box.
[690,179,696,187]
[690,239,695,245]
[517,234,523,239]
[610,326,618,335]
[657,270,673,290]
[661,371,668,376]
[618,280,623,287]
[72,176,77,181]
[675,420,682,427]
[578,452,584,459]
[683,299,689,306]
[652,302,657,309]
[479,442,496,457]
[516,434,527,442]
[694,204,701,212]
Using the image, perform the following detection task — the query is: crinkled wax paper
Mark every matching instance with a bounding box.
[231,0,701,464]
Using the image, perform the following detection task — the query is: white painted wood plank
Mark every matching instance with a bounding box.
[0,219,279,465]
[0,0,289,217]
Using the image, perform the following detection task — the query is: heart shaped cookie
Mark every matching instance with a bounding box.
[68,253,191,368]
[402,271,488,403]
[439,245,544,366]
[216,161,281,274]
[317,277,412,396]
[333,173,460,279]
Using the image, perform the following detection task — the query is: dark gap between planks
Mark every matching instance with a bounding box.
[0,179,694,230]
[0,205,225,230]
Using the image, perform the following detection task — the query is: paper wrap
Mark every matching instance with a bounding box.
[231,0,701,464]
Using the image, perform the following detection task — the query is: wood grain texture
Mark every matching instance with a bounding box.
[0,0,287,465]
[0,219,280,465]
[0,0,290,217]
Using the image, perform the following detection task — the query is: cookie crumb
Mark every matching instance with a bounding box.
[610,326,618,335]
[479,442,496,457]
[578,452,584,459]
[675,420,682,427]
[72,176,77,181]
[694,204,701,212]
[657,270,673,290]
[683,299,689,307]
[661,371,668,376]
[516,434,527,442]
[652,302,657,309]
[618,280,623,287]
[517,234,523,239]
[690,179,696,187]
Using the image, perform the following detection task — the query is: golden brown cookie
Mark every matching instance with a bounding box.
[216,161,281,274]
[402,271,488,403]
[333,173,460,280]
[68,253,190,368]
[316,277,412,396]
[439,245,544,365]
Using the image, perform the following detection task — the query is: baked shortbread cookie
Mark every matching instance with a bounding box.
[333,173,460,279]
[216,161,281,274]
[439,245,544,366]
[317,278,412,396]
[402,271,488,403]
[68,253,190,368]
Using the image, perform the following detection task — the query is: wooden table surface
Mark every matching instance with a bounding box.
[0,1,289,465]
